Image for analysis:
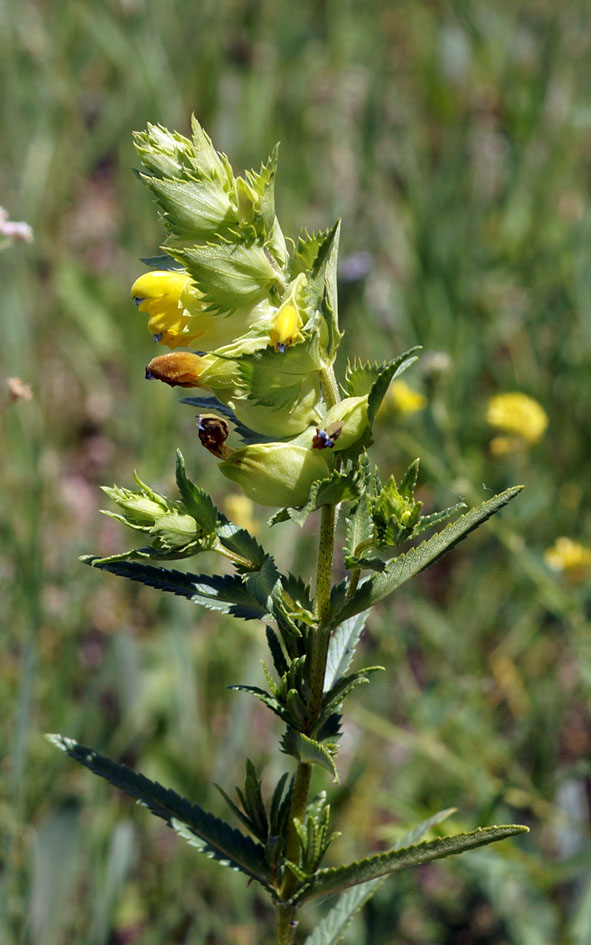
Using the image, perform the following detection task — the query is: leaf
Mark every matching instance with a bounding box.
[175,450,218,533]
[301,880,384,945]
[230,685,287,721]
[172,240,281,315]
[47,734,272,888]
[396,807,458,848]
[215,522,267,570]
[334,487,523,623]
[311,220,341,358]
[265,626,289,677]
[324,612,370,691]
[268,469,361,528]
[343,498,373,566]
[343,554,385,573]
[81,558,269,621]
[281,573,313,612]
[140,253,181,270]
[367,349,422,428]
[238,339,321,411]
[281,730,339,783]
[243,557,281,610]
[319,667,384,723]
[289,227,334,280]
[412,501,467,537]
[300,807,460,945]
[243,144,279,234]
[344,348,420,400]
[297,825,529,902]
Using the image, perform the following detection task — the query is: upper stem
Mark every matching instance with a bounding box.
[275,362,341,943]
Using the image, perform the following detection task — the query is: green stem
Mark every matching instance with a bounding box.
[276,496,338,942]
[212,539,256,571]
[319,363,340,410]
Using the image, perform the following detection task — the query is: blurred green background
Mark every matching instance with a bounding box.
[1,1,590,943]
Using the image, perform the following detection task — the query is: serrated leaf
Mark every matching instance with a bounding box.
[190,115,234,185]
[230,685,287,721]
[396,807,458,848]
[213,783,258,838]
[344,348,420,400]
[172,240,280,315]
[301,879,384,945]
[412,501,467,537]
[319,667,383,724]
[265,626,289,677]
[140,253,181,270]
[243,557,281,610]
[298,825,529,902]
[311,220,341,358]
[281,573,313,612]
[300,808,458,945]
[289,228,333,279]
[334,487,523,623]
[344,498,373,563]
[324,612,369,691]
[366,349,421,428]
[47,734,272,888]
[244,144,278,233]
[281,730,339,783]
[343,554,385,572]
[215,522,267,570]
[175,450,218,533]
[81,558,268,621]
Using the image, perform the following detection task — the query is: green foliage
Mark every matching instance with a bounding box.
[337,486,523,623]
[300,808,458,945]
[282,729,339,782]
[171,240,282,314]
[46,735,273,889]
[81,558,271,621]
[297,825,529,903]
[269,468,362,527]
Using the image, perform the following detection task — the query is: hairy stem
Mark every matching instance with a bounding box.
[276,495,338,942]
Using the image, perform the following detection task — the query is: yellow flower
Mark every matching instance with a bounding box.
[131,269,274,351]
[380,380,427,418]
[544,537,591,582]
[486,392,548,445]
[269,303,303,352]
[131,270,199,348]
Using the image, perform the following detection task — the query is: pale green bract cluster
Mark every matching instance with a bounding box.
[129,117,414,511]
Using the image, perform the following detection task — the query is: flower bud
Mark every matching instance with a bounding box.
[268,273,307,352]
[145,351,212,388]
[313,396,369,452]
[218,442,332,507]
[149,512,199,549]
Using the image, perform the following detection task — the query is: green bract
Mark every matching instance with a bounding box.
[219,442,333,507]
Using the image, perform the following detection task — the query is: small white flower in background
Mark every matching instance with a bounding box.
[0,206,33,245]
